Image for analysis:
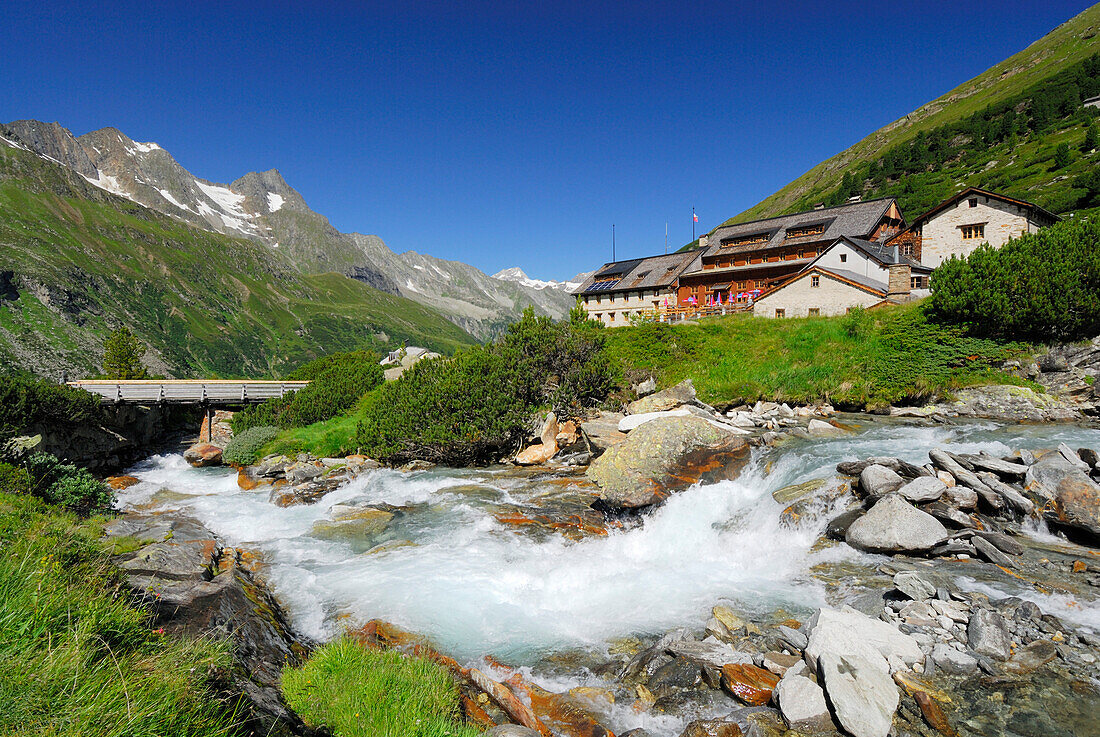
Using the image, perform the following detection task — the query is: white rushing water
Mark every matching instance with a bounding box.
[117,419,1100,663]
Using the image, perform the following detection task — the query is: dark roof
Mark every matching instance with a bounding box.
[890,188,1059,240]
[573,249,702,294]
[697,198,899,262]
[833,237,931,273]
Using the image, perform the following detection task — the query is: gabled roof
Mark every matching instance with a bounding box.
[701,198,901,259]
[755,265,888,302]
[889,188,1059,242]
[572,249,702,295]
[812,236,931,274]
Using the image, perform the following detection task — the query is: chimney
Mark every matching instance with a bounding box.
[813,203,825,211]
[887,263,912,302]
[847,195,861,203]
[698,234,709,249]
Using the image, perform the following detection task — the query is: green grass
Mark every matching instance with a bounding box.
[0,491,239,737]
[281,638,480,737]
[264,408,367,458]
[0,143,475,378]
[608,301,1034,408]
[720,3,1100,227]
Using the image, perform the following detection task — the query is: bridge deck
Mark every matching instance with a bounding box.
[69,380,310,404]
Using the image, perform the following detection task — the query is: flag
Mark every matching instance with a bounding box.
[693,212,699,222]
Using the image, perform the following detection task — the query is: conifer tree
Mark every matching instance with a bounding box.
[1084,121,1099,152]
[102,326,149,380]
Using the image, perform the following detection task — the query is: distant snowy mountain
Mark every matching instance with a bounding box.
[2,119,577,339]
[491,267,585,293]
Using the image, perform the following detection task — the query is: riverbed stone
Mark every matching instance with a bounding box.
[515,441,557,465]
[586,415,750,509]
[580,412,628,453]
[929,644,977,674]
[807,418,845,437]
[943,484,978,509]
[893,571,936,601]
[720,663,779,706]
[819,652,899,737]
[845,494,948,554]
[1004,638,1058,674]
[486,727,541,737]
[860,464,905,497]
[803,606,924,673]
[1026,452,1100,542]
[668,638,753,669]
[183,442,223,467]
[897,476,946,503]
[773,673,830,728]
[627,379,697,415]
[967,609,1011,660]
[618,408,694,432]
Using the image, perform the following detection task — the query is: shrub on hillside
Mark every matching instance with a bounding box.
[929,218,1100,342]
[232,351,384,433]
[0,376,104,438]
[0,451,113,515]
[356,309,614,465]
[0,462,31,496]
[223,426,281,466]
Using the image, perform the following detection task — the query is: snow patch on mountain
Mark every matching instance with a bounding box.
[158,188,193,212]
[491,267,581,292]
[133,141,161,153]
[267,192,284,212]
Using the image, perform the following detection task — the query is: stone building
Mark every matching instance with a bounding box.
[573,250,701,327]
[676,197,905,307]
[751,266,898,318]
[887,187,1058,268]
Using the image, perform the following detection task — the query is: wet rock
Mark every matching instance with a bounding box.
[567,687,615,712]
[807,418,845,437]
[893,571,936,601]
[819,652,899,737]
[971,536,1013,567]
[712,605,748,636]
[516,441,557,466]
[649,656,701,694]
[929,644,977,675]
[627,379,697,414]
[1026,453,1100,542]
[486,726,541,737]
[897,476,946,503]
[826,508,864,540]
[972,530,1024,556]
[967,609,1011,660]
[771,478,827,506]
[1004,639,1058,674]
[976,473,1036,516]
[105,474,141,490]
[773,673,830,727]
[677,720,743,737]
[269,477,342,506]
[311,507,393,542]
[586,416,750,509]
[845,494,948,554]
[668,638,753,669]
[777,625,807,652]
[761,651,801,676]
[183,442,223,467]
[803,606,924,673]
[913,690,958,737]
[860,464,905,497]
[720,663,779,706]
[579,413,628,453]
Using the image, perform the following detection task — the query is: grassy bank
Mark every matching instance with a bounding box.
[0,491,239,737]
[607,301,1033,408]
[282,639,479,737]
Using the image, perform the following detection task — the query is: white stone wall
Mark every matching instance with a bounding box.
[581,287,677,327]
[753,272,883,318]
[814,242,889,280]
[920,196,1039,267]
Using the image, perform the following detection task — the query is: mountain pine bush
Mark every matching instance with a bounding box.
[223,426,281,466]
[0,377,104,438]
[929,217,1100,342]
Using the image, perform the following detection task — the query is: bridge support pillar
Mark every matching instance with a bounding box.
[201,407,214,443]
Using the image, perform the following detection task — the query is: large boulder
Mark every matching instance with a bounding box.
[859,464,904,497]
[773,673,830,727]
[586,415,751,509]
[1025,453,1100,541]
[803,606,924,673]
[626,379,697,415]
[580,412,628,453]
[183,442,223,467]
[819,652,899,737]
[845,494,948,554]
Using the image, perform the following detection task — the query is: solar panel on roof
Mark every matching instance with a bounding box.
[585,278,621,292]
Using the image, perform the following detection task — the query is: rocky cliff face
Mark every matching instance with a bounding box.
[2,119,575,340]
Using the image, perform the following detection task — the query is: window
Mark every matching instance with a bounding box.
[723,232,770,248]
[840,253,847,263]
[595,313,602,320]
[737,280,747,289]
[608,312,615,321]
[911,276,928,289]
[811,275,820,288]
[961,224,985,240]
[609,294,615,303]
[969,198,978,208]
[808,308,820,317]
[584,296,589,304]
[775,309,786,318]
[785,223,826,239]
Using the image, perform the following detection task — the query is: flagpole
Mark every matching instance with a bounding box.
[665,221,668,254]
[692,207,696,243]
[612,224,616,262]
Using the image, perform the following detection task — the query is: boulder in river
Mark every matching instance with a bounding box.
[896,476,946,503]
[1025,452,1100,542]
[967,608,1011,660]
[859,464,905,497]
[626,379,697,415]
[580,412,628,454]
[586,415,750,509]
[819,652,899,737]
[803,605,924,673]
[183,442,223,467]
[773,672,830,728]
[845,494,948,554]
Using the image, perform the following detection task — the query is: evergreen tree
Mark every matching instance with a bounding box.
[102,326,149,380]
[1053,142,1072,169]
[1084,121,1099,152]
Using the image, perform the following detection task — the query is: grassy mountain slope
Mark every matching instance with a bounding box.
[0,143,474,378]
[724,3,1100,226]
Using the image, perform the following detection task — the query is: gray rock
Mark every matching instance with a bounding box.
[845,494,949,554]
[976,472,1036,516]
[667,638,753,668]
[819,652,899,737]
[1078,447,1100,471]
[285,462,323,485]
[773,673,830,727]
[943,484,979,509]
[859,464,905,497]
[579,412,628,453]
[972,536,1014,567]
[803,606,924,673]
[627,379,696,414]
[778,624,808,651]
[807,418,846,437]
[633,377,657,397]
[893,571,936,601]
[929,643,978,674]
[967,609,1011,660]
[486,727,541,737]
[1025,452,1100,541]
[972,530,1024,556]
[896,476,946,503]
[1058,442,1092,472]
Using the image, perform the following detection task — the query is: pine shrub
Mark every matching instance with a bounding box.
[929,217,1100,342]
[223,426,281,466]
[0,376,104,438]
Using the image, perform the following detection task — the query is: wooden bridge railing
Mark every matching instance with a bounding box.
[68,380,310,405]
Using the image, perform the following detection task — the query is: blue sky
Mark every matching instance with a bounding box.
[3,1,1094,280]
